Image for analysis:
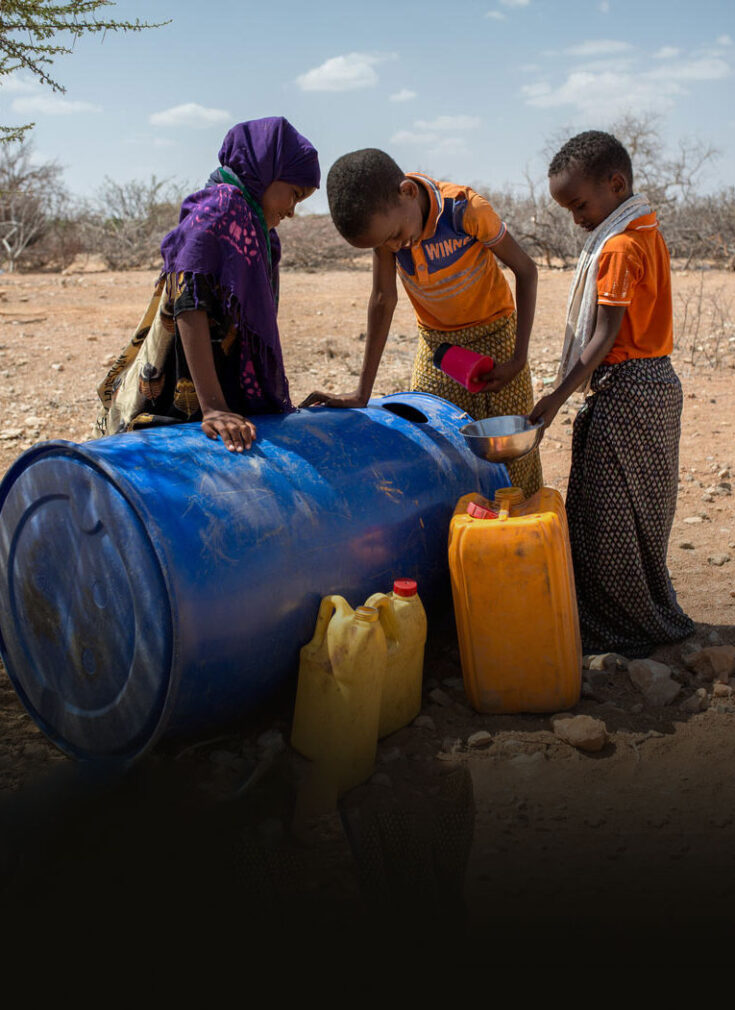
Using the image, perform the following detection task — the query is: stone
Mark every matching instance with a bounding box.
[467,730,493,749]
[0,428,23,440]
[683,516,704,524]
[682,688,709,713]
[552,714,608,752]
[429,688,453,707]
[708,554,731,566]
[584,652,628,671]
[685,646,735,682]
[370,773,393,788]
[379,746,402,764]
[442,676,464,690]
[707,630,724,645]
[628,659,681,706]
[713,683,733,698]
[50,362,64,371]
[441,737,463,754]
[678,542,696,550]
[257,729,285,752]
[413,715,435,731]
[209,749,239,767]
[509,751,546,767]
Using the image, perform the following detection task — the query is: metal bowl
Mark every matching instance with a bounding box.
[460,415,544,463]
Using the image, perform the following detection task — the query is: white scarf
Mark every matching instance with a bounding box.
[557,193,651,391]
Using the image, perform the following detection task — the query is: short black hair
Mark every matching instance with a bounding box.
[327,148,405,242]
[548,130,633,188]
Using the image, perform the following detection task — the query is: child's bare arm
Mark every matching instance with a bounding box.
[177,309,257,452]
[300,247,397,408]
[530,304,626,432]
[480,231,537,393]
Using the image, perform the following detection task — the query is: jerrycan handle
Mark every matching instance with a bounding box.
[310,595,352,647]
[364,592,400,643]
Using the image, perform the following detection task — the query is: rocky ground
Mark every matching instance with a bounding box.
[0,260,734,967]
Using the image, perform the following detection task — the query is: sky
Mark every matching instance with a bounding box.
[1,0,733,215]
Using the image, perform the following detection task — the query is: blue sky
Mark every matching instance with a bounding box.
[1,0,733,214]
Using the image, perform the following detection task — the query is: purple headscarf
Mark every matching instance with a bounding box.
[160,117,320,413]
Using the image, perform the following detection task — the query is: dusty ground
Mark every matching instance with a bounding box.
[0,261,734,966]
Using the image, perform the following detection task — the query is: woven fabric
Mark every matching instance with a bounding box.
[412,312,543,497]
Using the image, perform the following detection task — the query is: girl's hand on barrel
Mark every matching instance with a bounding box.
[299,389,368,409]
[201,410,257,452]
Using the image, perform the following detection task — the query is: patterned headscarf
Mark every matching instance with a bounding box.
[160,117,320,413]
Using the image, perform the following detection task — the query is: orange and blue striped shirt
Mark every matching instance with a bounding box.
[396,173,515,331]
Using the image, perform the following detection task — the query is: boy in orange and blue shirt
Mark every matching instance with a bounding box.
[531,130,694,657]
[301,149,542,497]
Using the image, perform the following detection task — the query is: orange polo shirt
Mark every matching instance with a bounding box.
[394,174,515,331]
[597,211,673,364]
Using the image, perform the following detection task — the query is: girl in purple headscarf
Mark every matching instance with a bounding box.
[95,117,320,451]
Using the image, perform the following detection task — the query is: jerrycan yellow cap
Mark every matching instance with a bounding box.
[393,578,418,597]
[354,605,379,623]
[493,486,525,508]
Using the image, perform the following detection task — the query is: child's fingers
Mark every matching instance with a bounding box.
[299,390,330,407]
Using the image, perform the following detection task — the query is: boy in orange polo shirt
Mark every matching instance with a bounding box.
[301,149,542,496]
[531,130,694,658]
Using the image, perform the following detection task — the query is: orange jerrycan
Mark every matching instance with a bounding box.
[448,486,582,714]
[366,578,428,738]
[290,596,387,804]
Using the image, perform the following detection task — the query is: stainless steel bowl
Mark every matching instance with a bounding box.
[460,415,544,462]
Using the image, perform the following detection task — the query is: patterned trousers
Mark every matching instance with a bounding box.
[567,356,695,657]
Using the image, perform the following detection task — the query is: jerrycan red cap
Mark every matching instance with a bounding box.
[393,578,418,597]
[466,500,498,520]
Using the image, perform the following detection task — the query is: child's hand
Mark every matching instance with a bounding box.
[299,389,368,409]
[478,359,522,394]
[201,410,256,452]
[529,393,563,433]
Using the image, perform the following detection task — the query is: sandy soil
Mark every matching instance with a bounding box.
[0,262,733,964]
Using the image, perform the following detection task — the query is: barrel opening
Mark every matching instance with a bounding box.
[380,403,428,424]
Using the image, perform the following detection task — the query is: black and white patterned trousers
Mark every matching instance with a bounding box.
[567,356,695,658]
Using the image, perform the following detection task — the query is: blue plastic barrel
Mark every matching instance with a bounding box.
[0,392,509,761]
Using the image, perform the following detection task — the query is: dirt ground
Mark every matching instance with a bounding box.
[0,261,734,966]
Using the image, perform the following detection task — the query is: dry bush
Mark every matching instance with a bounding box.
[84,176,182,271]
[278,214,370,271]
[675,275,735,368]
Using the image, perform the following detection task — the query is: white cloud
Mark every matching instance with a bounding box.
[647,57,730,81]
[11,95,100,116]
[391,114,479,152]
[389,88,417,102]
[414,114,481,131]
[0,74,39,94]
[485,11,506,19]
[599,1,610,12]
[521,53,732,119]
[500,0,530,6]
[654,46,681,59]
[565,39,633,57]
[716,35,733,46]
[296,52,394,92]
[149,103,232,128]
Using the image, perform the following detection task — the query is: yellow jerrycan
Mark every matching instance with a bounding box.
[366,578,428,738]
[290,596,387,808]
[448,486,582,714]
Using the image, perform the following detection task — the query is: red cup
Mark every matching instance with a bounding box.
[433,343,494,393]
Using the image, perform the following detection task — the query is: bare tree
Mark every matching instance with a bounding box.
[0,1,168,141]
[0,139,67,269]
[84,176,183,270]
